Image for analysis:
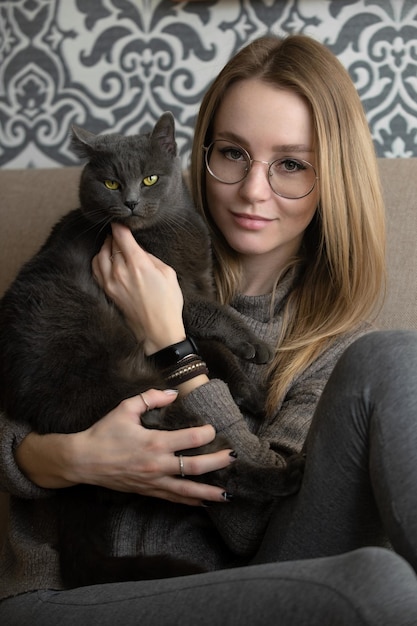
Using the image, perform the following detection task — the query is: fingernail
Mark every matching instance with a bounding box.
[163,389,179,396]
[201,500,212,508]
[229,450,238,459]
[222,492,234,502]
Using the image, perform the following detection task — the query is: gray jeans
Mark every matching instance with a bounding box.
[0,548,416,626]
[255,329,417,566]
[2,330,417,625]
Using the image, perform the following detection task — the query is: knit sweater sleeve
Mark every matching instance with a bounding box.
[181,325,370,556]
[0,411,52,499]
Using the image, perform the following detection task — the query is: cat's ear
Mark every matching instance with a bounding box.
[70,126,98,159]
[151,112,177,157]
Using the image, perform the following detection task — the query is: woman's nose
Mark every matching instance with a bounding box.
[238,160,272,202]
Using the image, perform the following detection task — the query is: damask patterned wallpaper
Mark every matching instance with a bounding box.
[1,0,417,168]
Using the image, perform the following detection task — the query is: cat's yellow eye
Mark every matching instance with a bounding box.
[143,175,159,187]
[104,180,120,190]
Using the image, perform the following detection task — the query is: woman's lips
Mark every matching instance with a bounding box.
[230,212,274,231]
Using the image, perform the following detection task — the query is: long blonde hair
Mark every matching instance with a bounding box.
[190,35,386,415]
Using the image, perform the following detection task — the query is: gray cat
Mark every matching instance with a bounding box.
[0,113,302,587]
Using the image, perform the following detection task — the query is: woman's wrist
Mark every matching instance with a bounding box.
[143,331,187,359]
[15,431,80,489]
[175,373,210,397]
[143,331,187,356]
[148,337,199,366]
[148,336,209,393]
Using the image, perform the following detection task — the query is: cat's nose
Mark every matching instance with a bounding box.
[124,201,138,212]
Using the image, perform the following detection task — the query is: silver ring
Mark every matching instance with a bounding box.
[140,392,150,412]
[109,250,122,262]
[178,454,185,478]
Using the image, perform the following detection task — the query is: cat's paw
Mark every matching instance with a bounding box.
[230,382,265,417]
[140,407,165,430]
[217,455,305,503]
[140,403,209,434]
[236,340,273,364]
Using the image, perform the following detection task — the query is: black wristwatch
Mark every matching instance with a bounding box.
[149,337,200,370]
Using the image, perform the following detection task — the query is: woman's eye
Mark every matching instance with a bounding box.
[143,175,159,187]
[104,180,120,190]
[282,159,304,172]
[223,148,245,162]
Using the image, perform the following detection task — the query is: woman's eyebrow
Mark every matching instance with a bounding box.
[272,144,314,154]
[215,131,246,144]
[215,132,313,154]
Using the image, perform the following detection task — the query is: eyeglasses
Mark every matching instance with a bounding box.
[203,139,318,200]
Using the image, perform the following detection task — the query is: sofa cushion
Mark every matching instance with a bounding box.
[0,167,82,296]
[376,158,417,330]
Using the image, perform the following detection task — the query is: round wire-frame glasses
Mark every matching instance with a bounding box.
[203,139,318,200]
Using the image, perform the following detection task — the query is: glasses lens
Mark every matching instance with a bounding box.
[204,140,317,199]
[204,140,250,184]
[268,158,317,199]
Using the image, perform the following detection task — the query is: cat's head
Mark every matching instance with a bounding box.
[71,112,183,231]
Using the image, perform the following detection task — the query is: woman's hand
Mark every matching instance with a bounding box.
[92,223,186,354]
[15,390,234,506]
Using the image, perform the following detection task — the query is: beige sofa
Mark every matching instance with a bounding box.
[0,160,417,540]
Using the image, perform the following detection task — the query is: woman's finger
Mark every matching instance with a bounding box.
[147,477,231,506]
[171,448,235,478]
[111,223,169,272]
[111,223,141,260]
[92,235,113,285]
[121,389,179,416]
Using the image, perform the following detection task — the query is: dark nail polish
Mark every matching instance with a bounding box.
[222,492,234,502]
[229,450,238,458]
[201,500,213,508]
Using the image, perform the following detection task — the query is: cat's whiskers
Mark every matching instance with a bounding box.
[157,213,202,241]
[71,212,113,244]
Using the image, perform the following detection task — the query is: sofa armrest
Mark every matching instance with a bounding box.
[0,167,82,296]
[375,158,417,330]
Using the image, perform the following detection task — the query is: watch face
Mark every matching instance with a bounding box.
[152,337,199,369]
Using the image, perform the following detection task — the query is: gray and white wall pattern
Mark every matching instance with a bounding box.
[1,0,417,168]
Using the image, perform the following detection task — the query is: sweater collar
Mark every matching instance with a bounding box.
[231,269,295,323]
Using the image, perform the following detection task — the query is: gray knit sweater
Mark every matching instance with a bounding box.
[0,273,369,599]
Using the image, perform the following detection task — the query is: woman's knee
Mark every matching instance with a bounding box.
[298,548,417,625]
[331,330,417,391]
[251,548,417,625]
[342,330,417,369]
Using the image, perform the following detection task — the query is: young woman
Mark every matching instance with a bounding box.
[2,35,417,625]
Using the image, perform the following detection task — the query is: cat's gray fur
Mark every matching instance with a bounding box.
[0,113,302,587]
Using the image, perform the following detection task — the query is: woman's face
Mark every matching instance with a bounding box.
[205,78,319,278]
